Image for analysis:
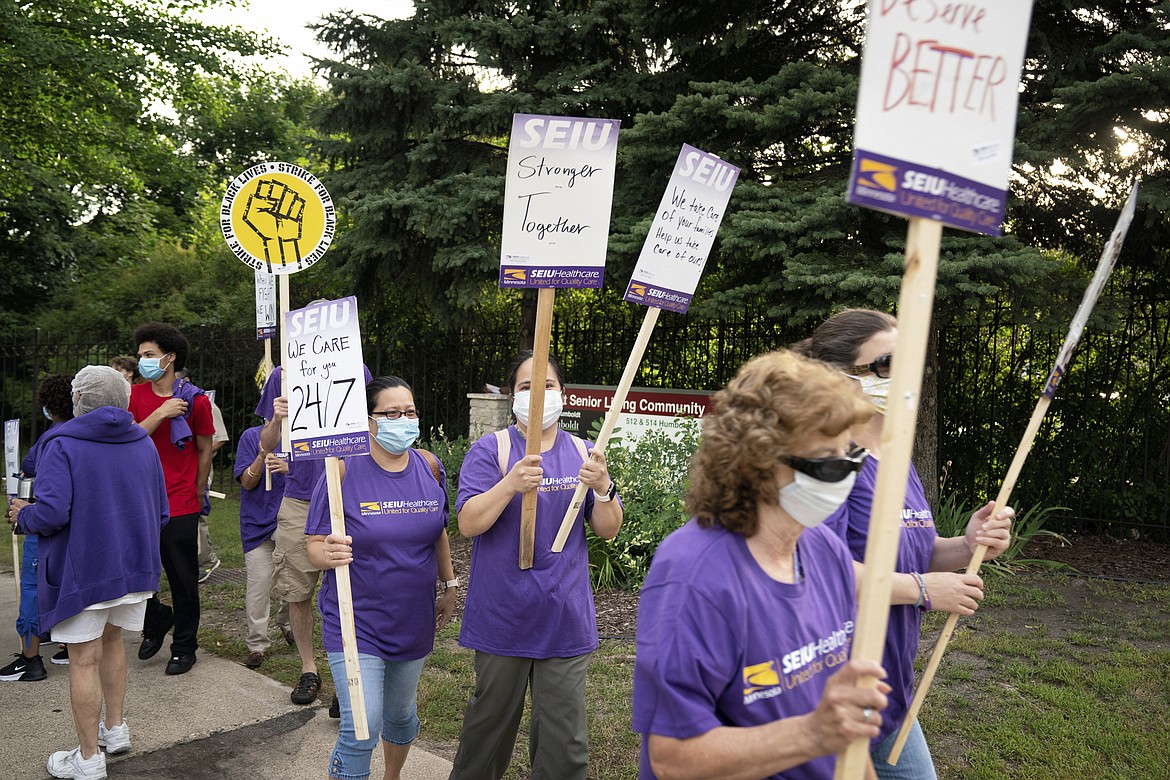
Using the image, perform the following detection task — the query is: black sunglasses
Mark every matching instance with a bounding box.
[849,353,892,379]
[781,445,868,483]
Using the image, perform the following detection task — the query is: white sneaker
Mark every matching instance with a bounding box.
[46,746,107,779]
[98,719,131,754]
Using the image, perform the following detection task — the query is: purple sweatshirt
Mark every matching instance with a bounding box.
[17,407,169,631]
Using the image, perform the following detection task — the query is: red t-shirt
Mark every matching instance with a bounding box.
[129,382,215,517]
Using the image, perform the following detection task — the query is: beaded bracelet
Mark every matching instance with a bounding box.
[911,571,931,611]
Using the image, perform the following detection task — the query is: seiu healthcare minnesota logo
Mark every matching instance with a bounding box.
[628,283,647,300]
[502,268,527,284]
[359,498,442,516]
[742,661,783,704]
[854,157,899,204]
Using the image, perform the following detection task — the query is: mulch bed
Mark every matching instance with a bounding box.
[1021,531,1170,582]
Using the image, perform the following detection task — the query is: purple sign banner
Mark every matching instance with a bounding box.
[847,149,1007,235]
[624,144,739,312]
[284,296,370,460]
[499,113,620,289]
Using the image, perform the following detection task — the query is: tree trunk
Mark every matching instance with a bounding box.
[518,289,538,351]
[914,319,940,512]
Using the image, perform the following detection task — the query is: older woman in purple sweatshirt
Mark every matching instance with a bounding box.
[7,365,168,780]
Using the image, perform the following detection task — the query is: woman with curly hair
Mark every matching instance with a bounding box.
[633,350,890,780]
[0,374,73,682]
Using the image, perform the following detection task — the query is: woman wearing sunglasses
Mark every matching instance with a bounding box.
[634,350,891,780]
[305,376,457,780]
[797,309,1014,780]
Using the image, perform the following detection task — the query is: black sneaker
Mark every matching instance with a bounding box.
[52,646,69,665]
[138,610,174,661]
[165,653,197,676]
[329,695,340,719]
[290,672,321,705]
[0,653,47,681]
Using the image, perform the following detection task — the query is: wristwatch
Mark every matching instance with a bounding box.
[594,480,618,502]
[439,578,460,591]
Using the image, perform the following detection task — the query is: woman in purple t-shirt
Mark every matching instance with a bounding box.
[449,351,623,780]
[797,309,1014,780]
[305,376,457,780]
[634,350,890,780]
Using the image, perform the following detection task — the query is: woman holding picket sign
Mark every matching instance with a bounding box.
[449,350,623,780]
[633,349,890,780]
[306,376,457,780]
[797,309,1015,779]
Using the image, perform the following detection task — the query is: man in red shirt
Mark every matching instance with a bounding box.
[128,323,214,676]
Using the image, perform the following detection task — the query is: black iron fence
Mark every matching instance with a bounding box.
[3,300,1168,541]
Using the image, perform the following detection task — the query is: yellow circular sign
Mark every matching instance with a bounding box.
[220,162,336,275]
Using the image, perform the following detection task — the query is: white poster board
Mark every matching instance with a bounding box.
[255,269,277,339]
[499,113,621,289]
[847,1,1035,235]
[4,419,18,495]
[284,297,370,459]
[624,144,740,312]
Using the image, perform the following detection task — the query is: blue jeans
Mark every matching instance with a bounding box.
[327,652,426,780]
[871,720,938,780]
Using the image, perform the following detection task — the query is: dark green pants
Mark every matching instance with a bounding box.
[449,651,591,780]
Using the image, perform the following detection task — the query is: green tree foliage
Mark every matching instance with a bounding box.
[0,0,322,331]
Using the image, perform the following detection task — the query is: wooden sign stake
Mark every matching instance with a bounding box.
[835,217,942,780]
[887,182,1140,765]
[520,287,556,569]
[263,336,274,492]
[325,456,369,740]
[279,274,292,455]
[551,305,661,552]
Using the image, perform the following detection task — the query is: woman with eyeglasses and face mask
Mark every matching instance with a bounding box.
[797,309,1015,780]
[304,376,456,780]
[634,349,891,780]
[449,350,623,780]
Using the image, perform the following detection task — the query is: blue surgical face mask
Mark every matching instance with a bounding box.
[374,417,420,455]
[138,355,171,381]
[43,406,52,421]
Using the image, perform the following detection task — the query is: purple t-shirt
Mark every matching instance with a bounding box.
[823,455,936,745]
[306,450,448,661]
[633,520,858,780]
[254,364,370,500]
[456,426,598,659]
[233,425,286,554]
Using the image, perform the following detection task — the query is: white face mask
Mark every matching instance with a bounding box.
[512,389,563,430]
[779,471,857,529]
[855,374,890,414]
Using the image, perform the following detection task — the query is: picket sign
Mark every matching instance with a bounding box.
[550,144,739,553]
[886,181,1141,765]
[498,113,621,569]
[834,217,942,780]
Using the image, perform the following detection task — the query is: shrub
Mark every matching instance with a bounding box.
[590,421,701,590]
[934,490,1072,575]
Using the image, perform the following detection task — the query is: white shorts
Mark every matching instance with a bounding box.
[50,592,152,644]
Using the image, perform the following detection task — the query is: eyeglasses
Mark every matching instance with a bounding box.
[369,410,419,420]
[781,445,868,483]
[849,353,892,379]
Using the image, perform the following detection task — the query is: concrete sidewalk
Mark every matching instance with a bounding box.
[0,560,452,780]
